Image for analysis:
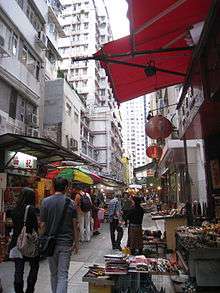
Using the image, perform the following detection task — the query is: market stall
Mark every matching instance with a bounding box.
[0,133,87,262]
[176,224,220,287]
[151,206,187,251]
[82,254,180,293]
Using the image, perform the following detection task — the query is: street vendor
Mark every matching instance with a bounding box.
[127,196,144,255]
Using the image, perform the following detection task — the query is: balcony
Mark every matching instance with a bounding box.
[0,56,41,101]
[0,0,46,59]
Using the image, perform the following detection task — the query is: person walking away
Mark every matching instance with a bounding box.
[121,192,133,227]
[75,186,92,242]
[127,197,144,255]
[108,193,123,250]
[40,177,79,293]
[91,196,101,236]
[9,187,39,293]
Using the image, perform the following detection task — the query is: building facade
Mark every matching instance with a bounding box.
[148,86,207,208]
[0,0,48,137]
[120,95,149,169]
[58,0,123,178]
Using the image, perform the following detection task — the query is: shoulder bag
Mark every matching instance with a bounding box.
[17,205,39,258]
[39,197,70,257]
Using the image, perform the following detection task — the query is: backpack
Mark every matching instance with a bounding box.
[17,205,39,258]
[80,194,92,212]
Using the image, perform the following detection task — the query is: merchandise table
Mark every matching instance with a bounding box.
[176,225,220,287]
[83,256,179,293]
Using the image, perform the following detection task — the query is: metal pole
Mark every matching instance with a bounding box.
[183,136,193,225]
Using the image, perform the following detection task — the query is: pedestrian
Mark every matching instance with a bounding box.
[91,196,101,236]
[9,187,39,293]
[127,196,144,255]
[121,192,133,227]
[75,185,92,242]
[40,177,79,293]
[108,193,123,250]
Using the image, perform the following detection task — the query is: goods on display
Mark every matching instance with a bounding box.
[151,206,185,219]
[104,254,128,275]
[176,224,220,250]
[128,256,179,275]
[84,265,106,278]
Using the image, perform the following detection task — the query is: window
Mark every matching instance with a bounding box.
[16,0,23,9]
[83,68,87,75]
[11,33,18,56]
[21,46,28,64]
[66,103,71,116]
[9,89,17,119]
[74,111,79,122]
[84,23,88,29]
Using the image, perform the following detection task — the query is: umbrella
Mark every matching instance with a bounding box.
[74,166,102,183]
[58,168,94,185]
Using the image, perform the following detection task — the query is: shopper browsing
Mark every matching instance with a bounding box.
[40,177,79,293]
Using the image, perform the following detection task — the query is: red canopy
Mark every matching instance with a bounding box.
[94,0,212,103]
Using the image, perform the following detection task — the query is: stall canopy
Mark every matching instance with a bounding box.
[91,0,212,103]
[0,133,87,164]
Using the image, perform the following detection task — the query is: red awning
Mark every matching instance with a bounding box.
[94,0,212,103]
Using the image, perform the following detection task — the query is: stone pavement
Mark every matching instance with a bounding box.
[0,214,174,292]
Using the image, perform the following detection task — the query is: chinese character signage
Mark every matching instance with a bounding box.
[5,151,37,175]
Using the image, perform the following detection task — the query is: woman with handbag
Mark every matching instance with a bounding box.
[9,187,39,293]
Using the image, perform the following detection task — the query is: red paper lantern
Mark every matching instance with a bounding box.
[146,145,163,160]
[146,115,173,139]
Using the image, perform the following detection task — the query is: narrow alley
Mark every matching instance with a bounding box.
[0,214,174,292]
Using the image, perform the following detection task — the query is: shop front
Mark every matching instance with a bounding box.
[177,1,220,219]
[0,133,87,261]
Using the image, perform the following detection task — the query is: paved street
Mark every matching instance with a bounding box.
[0,214,174,292]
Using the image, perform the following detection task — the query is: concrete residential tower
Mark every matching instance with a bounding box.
[58,0,123,178]
[120,96,149,169]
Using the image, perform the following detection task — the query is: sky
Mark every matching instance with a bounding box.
[105,0,130,39]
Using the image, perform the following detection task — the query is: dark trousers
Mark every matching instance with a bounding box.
[14,257,39,293]
[110,219,123,248]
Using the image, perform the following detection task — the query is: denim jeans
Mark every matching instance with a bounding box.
[110,219,123,248]
[48,245,72,293]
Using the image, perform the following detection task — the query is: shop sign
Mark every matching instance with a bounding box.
[5,151,37,175]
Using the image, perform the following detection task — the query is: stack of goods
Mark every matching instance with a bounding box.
[176,224,220,250]
[85,265,106,278]
[104,254,128,275]
[128,255,179,275]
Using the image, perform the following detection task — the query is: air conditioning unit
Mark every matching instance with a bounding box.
[70,138,78,151]
[27,127,39,137]
[26,113,38,126]
[35,31,48,49]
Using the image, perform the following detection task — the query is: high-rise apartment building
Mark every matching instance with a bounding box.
[120,96,149,169]
[0,0,49,137]
[58,0,123,178]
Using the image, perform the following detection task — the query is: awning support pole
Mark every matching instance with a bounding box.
[72,46,193,62]
[183,136,193,225]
